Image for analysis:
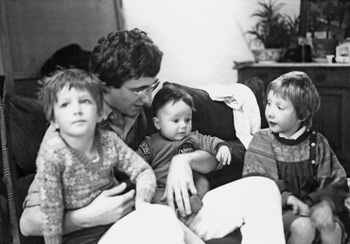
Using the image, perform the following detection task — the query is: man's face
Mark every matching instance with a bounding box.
[104,77,159,117]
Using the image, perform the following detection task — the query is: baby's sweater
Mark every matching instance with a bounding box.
[36,129,156,243]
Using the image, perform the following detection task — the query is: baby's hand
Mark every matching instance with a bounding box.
[287,195,310,216]
[216,146,231,166]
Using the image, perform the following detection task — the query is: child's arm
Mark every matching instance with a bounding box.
[305,134,349,213]
[244,130,293,208]
[36,141,64,244]
[191,131,232,169]
[113,134,156,204]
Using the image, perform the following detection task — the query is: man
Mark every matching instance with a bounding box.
[20,29,285,244]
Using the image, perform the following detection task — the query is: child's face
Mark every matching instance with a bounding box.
[153,100,192,141]
[265,91,301,138]
[52,85,99,140]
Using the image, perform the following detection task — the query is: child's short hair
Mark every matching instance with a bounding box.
[266,71,320,128]
[89,28,163,89]
[38,68,104,122]
[152,84,195,117]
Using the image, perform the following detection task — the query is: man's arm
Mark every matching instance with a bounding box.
[163,150,217,217]
[20,183,135,236]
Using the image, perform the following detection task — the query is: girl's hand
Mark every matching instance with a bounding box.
[287,195,310,216]
[216,146,231,166]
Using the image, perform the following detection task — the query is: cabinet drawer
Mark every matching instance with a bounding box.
[305,68,350,88]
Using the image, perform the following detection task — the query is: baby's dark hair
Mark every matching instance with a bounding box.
[89,28,163,89]
[37,68,104,122]
[266,71,320,128]
[152,84,195,117]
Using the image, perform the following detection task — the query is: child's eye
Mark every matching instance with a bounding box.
[278,106,284,110]
[172,119,179,123]
[185,118,191,123]
[81,99,91,104]
[60,102,68,108]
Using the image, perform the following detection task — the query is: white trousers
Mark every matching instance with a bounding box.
[188,176,285,244]
[98,203,185,244]
[99,176,285,244]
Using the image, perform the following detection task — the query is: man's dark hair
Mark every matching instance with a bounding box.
[89,28,163,89]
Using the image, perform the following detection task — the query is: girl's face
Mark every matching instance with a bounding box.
[265,91,301,138]
[52,85,99,140]
[153,100,192,141]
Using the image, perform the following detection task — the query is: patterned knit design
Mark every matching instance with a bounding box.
[244,129,348,208]
[37,129,156,237]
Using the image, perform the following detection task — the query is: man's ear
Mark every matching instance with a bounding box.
[153,117,160,130]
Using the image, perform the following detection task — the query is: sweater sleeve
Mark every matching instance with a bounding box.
[192,131,230,155]
[243,130,292,207]
[36,139,64,242]
[305,133,349,213]
[137,137,153,164]
[112,133,156,202]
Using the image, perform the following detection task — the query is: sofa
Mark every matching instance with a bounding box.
[0,80,265,244]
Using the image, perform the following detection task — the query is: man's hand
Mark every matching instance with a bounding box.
[74,183,136,228]
[161,153,197,217]
[287,195,310,216]
[21,183,136,236]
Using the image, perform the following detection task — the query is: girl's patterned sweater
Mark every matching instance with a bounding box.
[36,129,156,243]
[243,129,349,212]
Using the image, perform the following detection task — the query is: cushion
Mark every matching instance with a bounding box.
[163,82,237,141]
[5,94,48,175]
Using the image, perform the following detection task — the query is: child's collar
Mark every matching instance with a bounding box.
[279,126,307,140]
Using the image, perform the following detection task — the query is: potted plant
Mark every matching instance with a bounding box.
[247,0,293,63]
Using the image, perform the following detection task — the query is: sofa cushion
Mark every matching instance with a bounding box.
[164,82,237,141]
[5,94,48,176]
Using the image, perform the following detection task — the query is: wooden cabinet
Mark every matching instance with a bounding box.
[238,63,350,176]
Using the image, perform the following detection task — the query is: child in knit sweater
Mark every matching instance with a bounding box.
[36,68,156,244]
[138,84,232,221]
[243,71,350,244]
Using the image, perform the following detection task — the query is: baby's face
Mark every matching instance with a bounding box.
[154,100,192,141]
